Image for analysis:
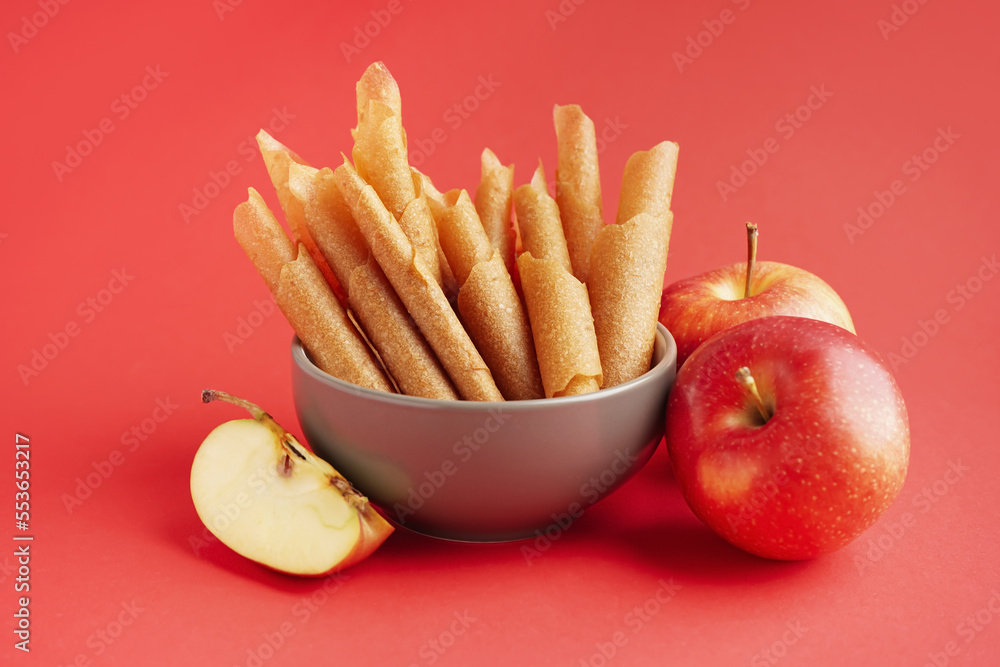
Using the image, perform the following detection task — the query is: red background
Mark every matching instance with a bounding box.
[4,0,998,665]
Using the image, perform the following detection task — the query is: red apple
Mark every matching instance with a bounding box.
[665,316,909,560]
[659,223,855,365]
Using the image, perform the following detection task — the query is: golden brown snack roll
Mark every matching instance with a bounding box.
[351,100,414,221]
[288,165,458,401]
[233,189,393,394]
[354,61,402,127]
[434,189,492,286]
[475,148,516,277]
[233,188,295,294]
[517,252,602,398]
[616,141,679,225]
[554,105,604,284]
[351,63,446,292]
[459,252,544,400]
[589,211,672,387]
[256,130,342,300]
[434,189,544,400]
[335,159,504,402]
[514,162,573,274]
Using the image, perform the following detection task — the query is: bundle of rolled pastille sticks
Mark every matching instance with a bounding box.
[233,62,678,402]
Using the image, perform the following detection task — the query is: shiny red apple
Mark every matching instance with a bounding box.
[659,223,855,365]
[665,316,909,560]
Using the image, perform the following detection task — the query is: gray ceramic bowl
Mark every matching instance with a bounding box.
[291,324,677,542]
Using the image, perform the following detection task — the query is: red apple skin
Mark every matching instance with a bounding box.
[659,260,855,366]
[665,316,909,560]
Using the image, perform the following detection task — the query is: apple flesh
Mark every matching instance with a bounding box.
[665,316,909,560]
[659,223,855,365]
[191,390,393,576]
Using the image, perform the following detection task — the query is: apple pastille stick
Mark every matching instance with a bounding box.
[351,63,448,293]
[256,130,344,302]
[335,159,504,402]
[411,172,460,298]
[429,188,544,400]
[233,188,394,393]
[554,105,604,284]
[513,162,602,397]
[616,141,679,225]
[517,253,603,397]
[474,148,516,277]
[589,211,672,387]
[287,163,459,401]
[514,162,574,273]
[589,141,679,387]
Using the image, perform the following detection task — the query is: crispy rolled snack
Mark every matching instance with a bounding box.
[335,159,503,402]
[256,130,342,299]
[517,252,602,398]
[410,171,458,299]
[433,189,491,285]
[233,188,393,393]
[355,60,402,125]
[352,101,413,219]
[514,162,573,273]
[352,64,444,290]
[474,148,516,276]
[554,105,604,283]
[616,141,679,225]
[287,164,459,401]
[589,212,672,387]
[435,189,543,400]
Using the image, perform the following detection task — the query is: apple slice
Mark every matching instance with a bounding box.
[191,390,393,576]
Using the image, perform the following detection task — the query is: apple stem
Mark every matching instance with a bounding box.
[744,222,758,299]
[203,389,305,461]
[735,367,772,422]
[202,389,268,420]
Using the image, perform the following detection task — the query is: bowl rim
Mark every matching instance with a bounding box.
[291,323,676,411]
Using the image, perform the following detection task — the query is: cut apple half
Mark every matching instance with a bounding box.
[191,390,393,576]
